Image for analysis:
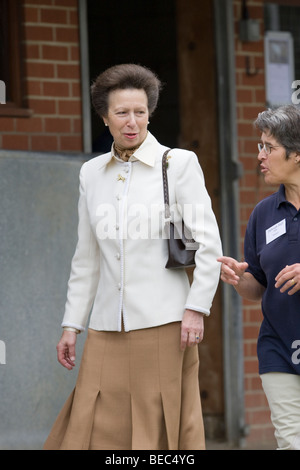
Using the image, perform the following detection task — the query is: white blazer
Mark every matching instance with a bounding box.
[62,132,222,332]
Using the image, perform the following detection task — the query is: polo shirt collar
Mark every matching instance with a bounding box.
[276,184,287,208]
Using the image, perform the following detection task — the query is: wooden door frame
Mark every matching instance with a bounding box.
[176,0,224,439]
[176,0,246,446]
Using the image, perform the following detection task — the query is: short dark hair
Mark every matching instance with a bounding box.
[254,105,300,158]
[91,63,162,118]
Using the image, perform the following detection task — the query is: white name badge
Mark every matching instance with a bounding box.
[266,218,286,244]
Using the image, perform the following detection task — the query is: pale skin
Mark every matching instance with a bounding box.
[218,130,300,301]
[57,88,203,369]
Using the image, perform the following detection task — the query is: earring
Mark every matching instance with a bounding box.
[105,123,108,126]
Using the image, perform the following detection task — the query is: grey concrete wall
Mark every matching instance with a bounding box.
[0,150,89,449]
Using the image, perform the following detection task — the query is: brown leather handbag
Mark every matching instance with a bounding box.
[162,149,199,269]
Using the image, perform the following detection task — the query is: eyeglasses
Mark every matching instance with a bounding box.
[258,143,282,155]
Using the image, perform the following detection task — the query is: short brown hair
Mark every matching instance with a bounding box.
[90,63,162,118]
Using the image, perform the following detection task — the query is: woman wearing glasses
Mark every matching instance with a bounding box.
[218,105,300,450]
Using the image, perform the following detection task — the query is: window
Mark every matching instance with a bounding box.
[0,0,31,116]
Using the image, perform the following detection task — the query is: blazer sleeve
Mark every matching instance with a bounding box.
[61,164,100,331]
[174,151,222,315]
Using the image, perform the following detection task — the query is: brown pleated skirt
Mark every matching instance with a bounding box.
[43,322,205,450]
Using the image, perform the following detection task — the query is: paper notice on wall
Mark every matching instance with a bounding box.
[264,31,295,107]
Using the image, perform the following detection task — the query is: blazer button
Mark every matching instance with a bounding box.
[116,253,121,260]
[118,283,121,290]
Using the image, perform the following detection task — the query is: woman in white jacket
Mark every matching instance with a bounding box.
[44,64,222,450]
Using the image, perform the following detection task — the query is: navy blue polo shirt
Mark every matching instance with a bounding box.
[244,184,300,375]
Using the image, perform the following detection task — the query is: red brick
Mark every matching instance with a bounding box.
[243,104,265,121]
[41,8,67,25]
[69,9,79,26]
[43,81,70,97]
[239,190,258,205]
[247,409,271,426]
[236,88,253,103]
[25,61,55,79]
[26,80,43,97]
[28,98,56,115]
[2,134,29,150]
[55,27,79,43]
[71,82,81,98]
[247,308,263,323]
[16,117,43,133]
[31,135,58,151]
[0,118,15,132]
[58,99,81,116]
[245,391,268,409]
[42,45,69,61]
[25,25,54,42]
[244,324,260,340]
[254,88,266,104]
[240,172,259,189]
[240,71,265,88]
[23,6,39,23]
[56,63,80,79]
[53,0,77,7]
[244,341,258,357]
[245,374,263,393]
[60,135,82,151]
[73,118,82,133]
[238,122,258,138]
[25,44,40,60]
[45,117,71,133]
[23,0,52,5]
[245,427,276,448]
[244,358,259,375]
[70,45,80,61]
[243,139,260,155]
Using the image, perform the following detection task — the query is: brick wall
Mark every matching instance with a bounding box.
[0,0,83,152]
[234,0,276,445]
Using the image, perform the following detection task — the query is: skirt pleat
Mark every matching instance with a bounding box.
[43,322,205,450]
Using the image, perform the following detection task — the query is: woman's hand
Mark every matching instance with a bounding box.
[181,309,204,350]
[217,256,265,301]
[56,330,77,370]
[217,256,248,286]
[275,264,300,295]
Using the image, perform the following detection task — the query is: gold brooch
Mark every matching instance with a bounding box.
[117,174,125,182]
[166,155,172,168]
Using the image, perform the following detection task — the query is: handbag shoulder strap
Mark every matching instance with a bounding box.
[162,149,172,219]
[162,149,196,245]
